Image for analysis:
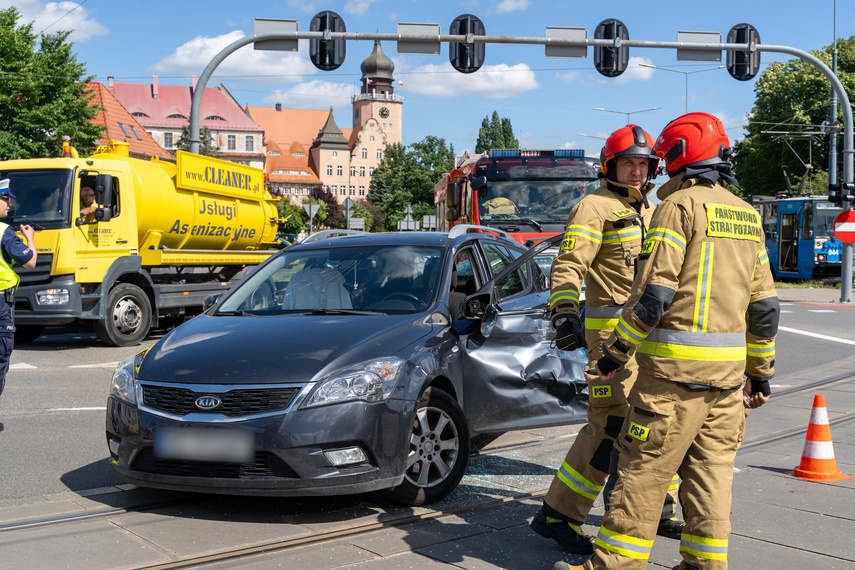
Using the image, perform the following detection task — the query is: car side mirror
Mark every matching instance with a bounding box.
[461,292,491,321]
[480,304,498,338]
[203,294,222,311]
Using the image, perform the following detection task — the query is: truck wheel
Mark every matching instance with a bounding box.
[95,284,152,347]
[384,388,470,506]
[14,325,44,344]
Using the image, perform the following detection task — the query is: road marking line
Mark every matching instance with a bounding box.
[779,326,855,346]
[47,407,106,412]
[780,310,793,313]
[68,362,120,369]
[10,363,37,369]
[808,309,837,313]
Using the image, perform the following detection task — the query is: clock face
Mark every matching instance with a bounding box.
[379,107,390,119]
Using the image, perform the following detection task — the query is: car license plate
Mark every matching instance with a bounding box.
[154,427,254,463]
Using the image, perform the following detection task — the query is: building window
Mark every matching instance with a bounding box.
[332,151,338,158]
[370,136,375,142]
[164,132,173,148]
[350,166,356,177]
[129,125,142,140]
[349,186,355,196]
[340,187,346,196]
[359,166,365,177]
[359,186,365,196]
[331,185,337,194]
[362,148,368,159]
[323,185,328,193]
[118,122,130,137]
[377,149,382,160]
[337,165,343,176]
[246,136,254,151]
[327,165,333,176]
[227,134,236,150]
[369,167,375,176]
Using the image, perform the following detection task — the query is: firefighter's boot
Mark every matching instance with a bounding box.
[553,562,587,570]
[531,506,594,554]
[657,516,685,539]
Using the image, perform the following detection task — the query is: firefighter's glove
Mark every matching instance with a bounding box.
[747,375,772,397]
[553,315,587,351]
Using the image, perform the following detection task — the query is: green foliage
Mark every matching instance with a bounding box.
[368,136,456,231]
[176,125,217,156]
[310,186,342,227]
[475,111,519,153]
[275,198,306,235]
[733,36,855,196]
[0,7,103,159]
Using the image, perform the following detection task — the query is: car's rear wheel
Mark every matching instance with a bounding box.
[385,387,470,506]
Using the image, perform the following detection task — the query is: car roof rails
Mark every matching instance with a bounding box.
[299,229,364,244]
[447,224,514,242]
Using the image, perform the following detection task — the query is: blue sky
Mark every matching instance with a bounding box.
[5,0,855,160]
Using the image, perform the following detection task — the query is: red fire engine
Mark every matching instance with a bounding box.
[434,149,600,245]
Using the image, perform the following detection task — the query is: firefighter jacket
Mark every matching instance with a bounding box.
[601,176,780,388]
[549,180,655,344]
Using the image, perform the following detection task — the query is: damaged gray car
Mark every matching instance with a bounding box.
[106,226,588,505]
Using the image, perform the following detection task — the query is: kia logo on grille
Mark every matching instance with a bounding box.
[195,396,222,410]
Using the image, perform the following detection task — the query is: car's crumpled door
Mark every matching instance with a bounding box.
[458,297,589,435]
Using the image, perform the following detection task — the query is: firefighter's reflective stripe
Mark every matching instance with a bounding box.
[565,224,603,244]
[603,226,641,244]
[693,242,714,332]
[585,305,622,331]
[668,474,680,491]
[758,248,769,265]
[747,341,775,358]
[549,289,579,308]
[644,227,686,252]
[556,461,604,501]
[680,534,728,561]
[638,329,746,361]
[595,527,654,561]
[616,316,647,346]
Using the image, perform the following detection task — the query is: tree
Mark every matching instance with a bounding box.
[0,7,103,159]
[276,199,306,235]
[475,111,519,153]
[368,137,456,231]
[732,36,855,196]
[175,125,217,156]
[310,186,342,227]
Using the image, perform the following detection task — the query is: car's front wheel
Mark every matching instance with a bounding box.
[385,387,470,506]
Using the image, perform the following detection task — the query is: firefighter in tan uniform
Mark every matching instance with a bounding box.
[531,126,683,554]
[555,112,779,570]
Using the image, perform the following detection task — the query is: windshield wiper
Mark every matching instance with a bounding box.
[215,310,252,316]
[7,216,46,230]
[488,218,544,232]
[309,308,380,316]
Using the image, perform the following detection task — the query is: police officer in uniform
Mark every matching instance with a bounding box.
[531,125,683,554]
[0,179,38,432]
[554,112,779,570]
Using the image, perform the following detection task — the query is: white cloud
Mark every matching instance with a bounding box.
[343,0,382,17]
[6,0,107,42]
[402,62,539,99]
[152,31,317,84]
[495,0,530,14]
[265,80,356,114]
[285,0,322,14]
[612,56,656,85]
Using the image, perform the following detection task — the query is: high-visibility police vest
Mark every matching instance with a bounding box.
[0,223,21,291]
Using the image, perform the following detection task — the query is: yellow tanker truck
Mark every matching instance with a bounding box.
[0,142,279,346]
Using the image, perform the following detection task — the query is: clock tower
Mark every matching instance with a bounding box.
[352,40,402,146]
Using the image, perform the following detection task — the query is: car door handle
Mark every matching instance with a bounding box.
[116,239,128,244]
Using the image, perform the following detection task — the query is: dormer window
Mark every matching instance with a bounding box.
[167,114,187,119]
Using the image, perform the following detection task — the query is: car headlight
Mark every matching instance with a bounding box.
[303,357,404,408]
[110,347,149,405]
[36,288,69,305]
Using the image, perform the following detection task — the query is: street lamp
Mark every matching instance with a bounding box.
[591,106,662,124]
[639,64,725,114]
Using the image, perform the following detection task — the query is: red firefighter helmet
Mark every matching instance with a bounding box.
[653,112,731,174]
[600,124,658,182]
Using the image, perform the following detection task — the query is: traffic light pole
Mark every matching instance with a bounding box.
[188,28,853,300]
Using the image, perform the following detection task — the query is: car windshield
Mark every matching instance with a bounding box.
[0,168,74,230]
[814,203,844,239]
[217,244,445,315]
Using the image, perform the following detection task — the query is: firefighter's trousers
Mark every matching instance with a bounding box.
[585,375,746,570]
[544,350,679,525]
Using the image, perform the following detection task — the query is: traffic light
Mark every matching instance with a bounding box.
[449,14,485,74]
[828,183,855,206]
[594,19,629,78]
[727,24,761,81]
[309,11,346,71]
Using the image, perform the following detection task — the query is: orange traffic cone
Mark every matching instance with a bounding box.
[790,394,851,483]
